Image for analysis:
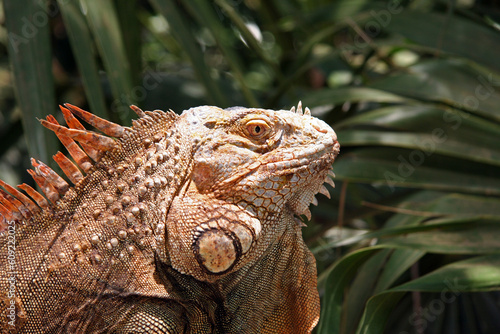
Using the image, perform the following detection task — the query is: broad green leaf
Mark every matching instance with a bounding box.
[356,254,500,334]
[344,249,425,334]
[318,247,383,334]
[343,249,393,334]
[387,11,500,74]
[314,217,500,252]
[381,220,500,254]
[338,130,500,167]
[149,0,228,106]
[334,149,500,196]
[373,249,425,293]
[57,0,108,118]
[183,0,259,106]
[4,0,58,166]
[370,59,500,122]
[302,87,414,108]
[80,0,134,124]
[382,191,500,228]
[114,0,142,89]
[214,0,278,71]
[336,105,500,153]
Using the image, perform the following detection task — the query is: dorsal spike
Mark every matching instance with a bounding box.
[28,169,60,205]
[18,183,50,210]
[130,105,146,118]
[304,106,311,116]
[64,103,125,138]
[297,101,303,115]
[59,106,100,161]
[53,152,84,185]
[0,179,40,215]
[0,190,24,220]
[290,106,296,113]
[0,201,13,221]
[31,158,70,195]
[40,118,118,152]
[45,115,94,172]
[0,213,7,232]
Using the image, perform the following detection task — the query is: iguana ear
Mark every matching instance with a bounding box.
[165,182,262,282]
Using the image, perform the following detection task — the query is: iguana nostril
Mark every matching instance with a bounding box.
[193,229,240,274]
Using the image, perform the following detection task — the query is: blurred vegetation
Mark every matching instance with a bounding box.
[1,0,500,333]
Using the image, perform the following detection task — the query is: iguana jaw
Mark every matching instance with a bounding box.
[283,145,339,221]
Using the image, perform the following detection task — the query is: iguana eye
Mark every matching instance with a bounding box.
[245,120,270,139]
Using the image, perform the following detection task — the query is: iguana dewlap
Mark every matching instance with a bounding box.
[0,102,339,333]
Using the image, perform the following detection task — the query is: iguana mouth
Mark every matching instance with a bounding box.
[282,141,340,221]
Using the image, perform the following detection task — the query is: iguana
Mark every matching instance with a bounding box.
[0,102,339,333]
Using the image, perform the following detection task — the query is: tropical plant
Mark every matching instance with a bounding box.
[1,0,500,333]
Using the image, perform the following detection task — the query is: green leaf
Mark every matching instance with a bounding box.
[4,0,58,165]
[381,220,500,254]
[373,249,425,294]
[343,249,393,334]
[314,217,500,253]
[387,11,500,74]
[356,254,500,334]
[114,0,142,89]
[343,249,425,334]
[318,247,383,334]
[370,59,500,122]
[183,0,259,106]
[57,0,108,118]
[338,129,500,167]
[302,87,413,108]
[334,149,500,196]
[80,0,134,124]
[149,0,229,106]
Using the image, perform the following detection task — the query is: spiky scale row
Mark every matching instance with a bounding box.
[64,103,126,138]
[0,189,24,220]
[39,119,117,152]
[45,115,94,172]
[31,159,70,194]
[130,105,146,118]
[59,106,100,161]
[289,101,311,116]
[53,152,84,184]
[27,169,60,205]
[0,179,39,215]
[18,183,50,210]
[0,104,127,233]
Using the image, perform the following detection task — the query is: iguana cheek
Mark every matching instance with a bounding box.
[192,220,254,274]
[194,229,239,274]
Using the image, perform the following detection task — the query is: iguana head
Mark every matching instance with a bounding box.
[166,103,339,281]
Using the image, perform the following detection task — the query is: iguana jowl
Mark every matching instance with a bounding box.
[0,102,339,333]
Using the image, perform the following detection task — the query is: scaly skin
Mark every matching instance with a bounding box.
[0,103,339,333]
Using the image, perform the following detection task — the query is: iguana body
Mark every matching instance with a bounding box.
[0,103,339,333]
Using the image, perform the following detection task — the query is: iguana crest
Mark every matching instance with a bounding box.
[0,102,339,333]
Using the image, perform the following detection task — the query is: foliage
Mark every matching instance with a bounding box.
[1,0,500,333]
